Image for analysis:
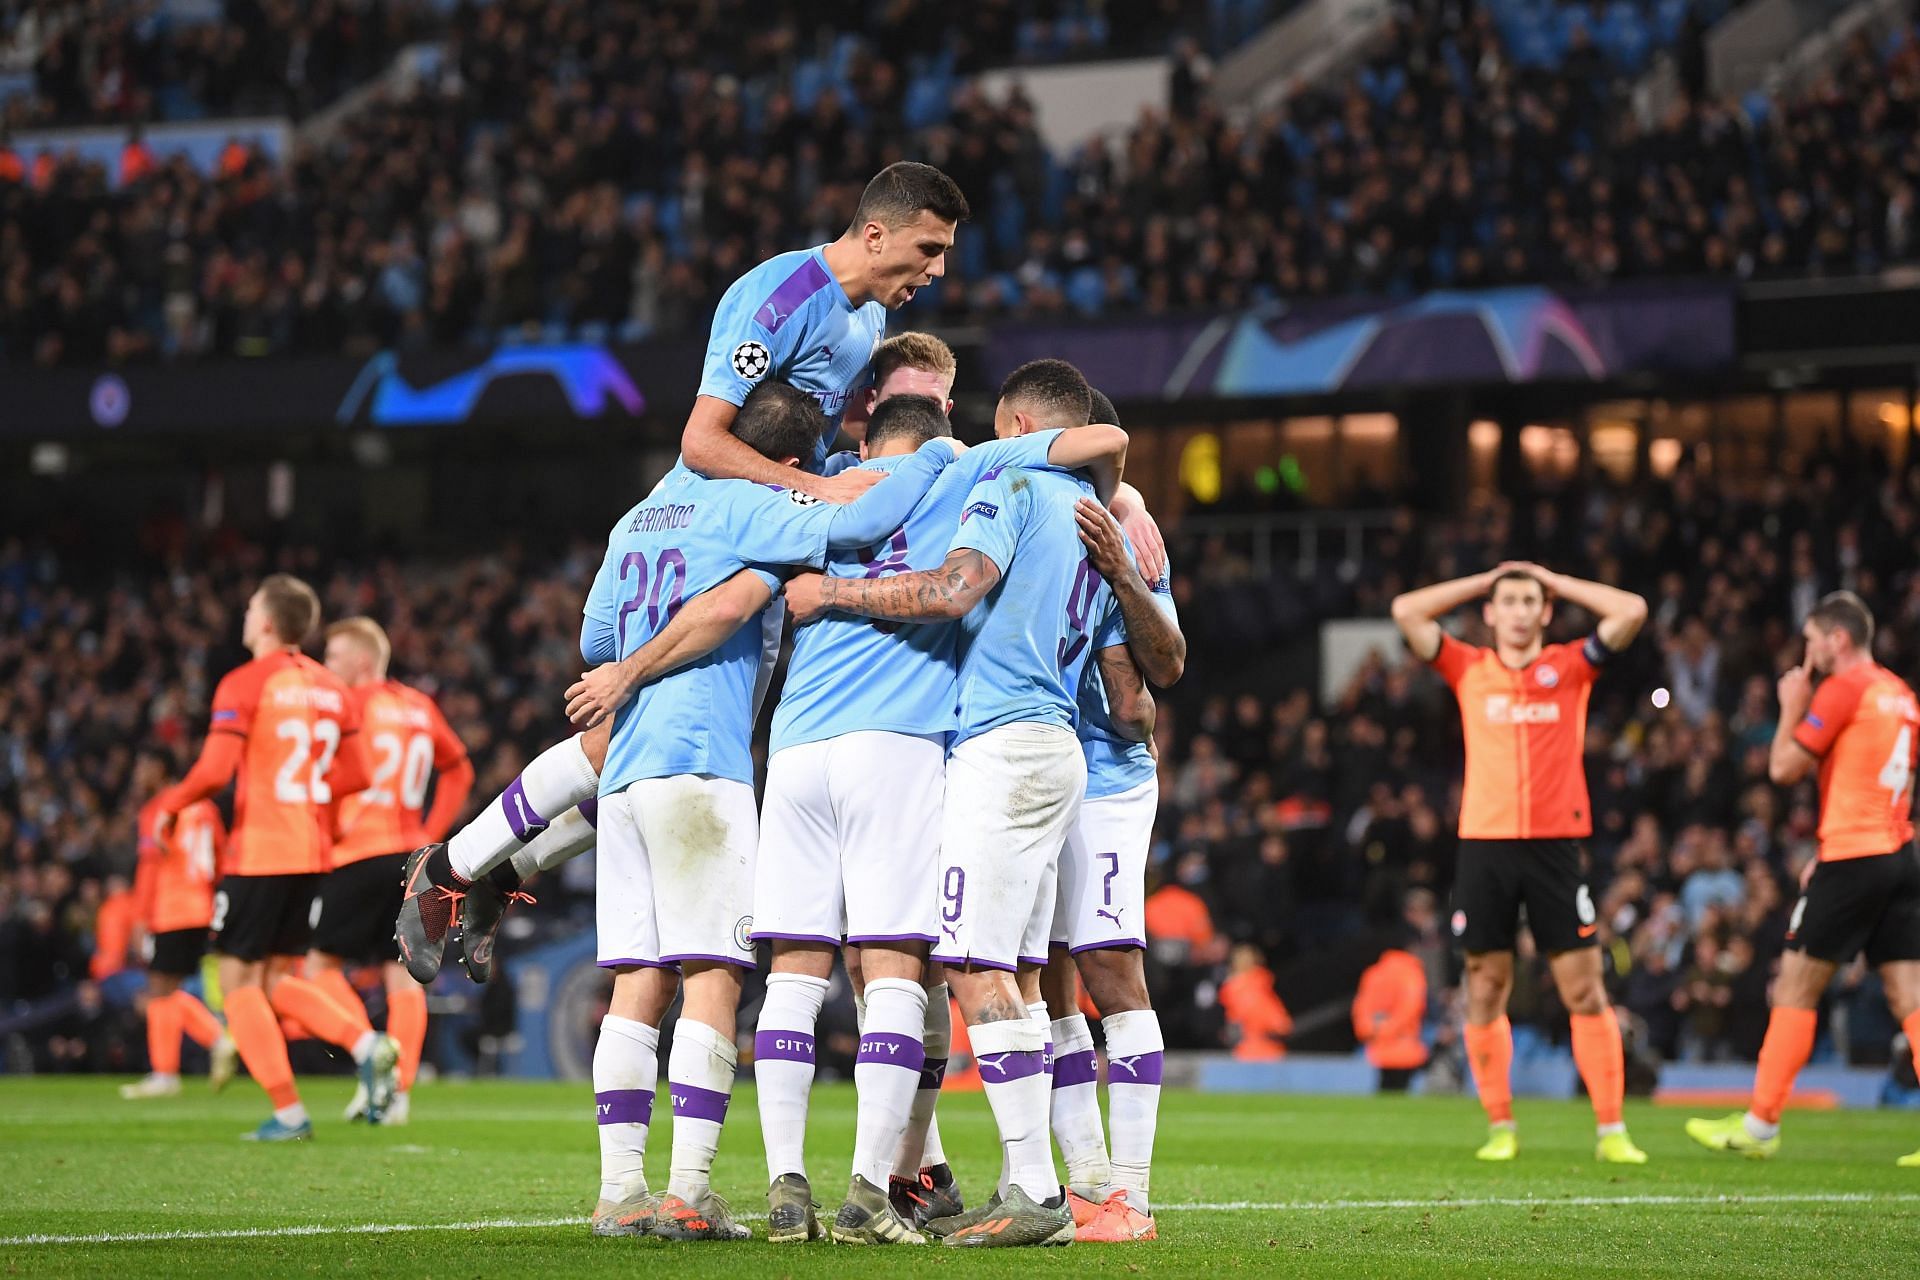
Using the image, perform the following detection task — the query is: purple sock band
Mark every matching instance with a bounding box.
[669,1081,731,1123]
[1106,1050,1164,1086]
[594,1089,653,1125]
[974,1049,1047,1084]
[918,1057,949,1090]
[754,1029,817,1065]
[856,1031,926,1073]
[578,796,599,828]
[1052,1048,1099,1089]
[501,775,550,842]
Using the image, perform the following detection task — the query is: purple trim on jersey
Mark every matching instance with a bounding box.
[669,1082,732,1123]
[931,951,1018,974]
[1051,1048,1099,1089]
[756,255,830,335]
[661,951,756,970]
[856,1032,926,1073]
[1069,936,1147,955]
[973,1049,1046,1084]
[918,1057,948,1090]
[754,1030,818,1065]
[501,775,550,842]
[1105,1050,1164,1086]
[595,1088,654,1126]
[597,957,674,971]
[748,930,842,946]
[1020,954,1051,968]
[579,796,600,828]
[845,932,939,944]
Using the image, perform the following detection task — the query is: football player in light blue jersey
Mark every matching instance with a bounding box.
[576,381,958,1245]
[751,392,1128,1246]
[1036,387,1187,1243]
[783,360,1155,1248]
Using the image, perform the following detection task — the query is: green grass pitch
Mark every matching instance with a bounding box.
[3,1076,1917,1276]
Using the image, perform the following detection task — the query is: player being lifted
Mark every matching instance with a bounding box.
[1688,592,1920,1165]
[785,359,1154,1248]
[316,618,473,1125]
[1390,562,1650,1164]
[580,381,961,1242]
[153,574,398,1141]
[396,162,973,976]
[750,388,1127,1245]
[120,748,237,1100]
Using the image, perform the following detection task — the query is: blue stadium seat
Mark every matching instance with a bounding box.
[992,193,1028,260]
[1654,0,1690,43]
[1742,89,1770,127]
[1066,266,1106,315]
[902,77,950,130]
[791,59,827,112]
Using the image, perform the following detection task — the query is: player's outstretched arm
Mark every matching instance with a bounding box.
[1075,498,1185,686]
[1096,643,1156,743]
[1525,565,1649,651]
[153,735,244,845]
[1045,425,1128,504]
[787,549,1002,625]
[818,439,956,549]
[565,570,777,728]
[1389,569,1500,662]
[683,396,883,503]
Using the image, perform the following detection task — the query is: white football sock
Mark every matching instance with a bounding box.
[1103,1009,1164,1212]
[667,1019,737,1203]
[971,1017,1054,1201]
[1049,1012,1113,1197]
[753,973,827,1183]
[895,983,950,1177]
[851,979,927,1190]
[506,800,599,882]
[273,1102,309,1128]
[594,1014,659,1201]
[1743,1112,1780,1142]
[350,1029,378,1063]
[448,735,598,880]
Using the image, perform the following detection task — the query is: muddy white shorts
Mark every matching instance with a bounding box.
[595,774,757,970]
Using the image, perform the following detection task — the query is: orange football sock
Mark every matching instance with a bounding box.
[226,986,300,1109]
[147,991,183,1076]
[313,967,369,1029]
[175,990,224,1049]
[1464,1016,1514,1125]
[1905,1011,1920,1082]
[388,983,428,1091]
[271,975,373,1053]
[1751,1006,1817,1125]
[1569,1011,1626,1127]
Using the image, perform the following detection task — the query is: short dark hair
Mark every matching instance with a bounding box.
[850,162,970,232]
[1489,570,1545,599]
[865,394,952,452]
[1809,590,1874,649]
[732,381,827,464]
[998,358,1092,428]
[256,573,320,645]
[1088,387,1119,427]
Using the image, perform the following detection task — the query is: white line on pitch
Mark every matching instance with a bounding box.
[5,1192,1918,1247]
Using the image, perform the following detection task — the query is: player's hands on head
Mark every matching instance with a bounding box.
[1076,498,1137,582]
[1776,657,1815,720]
[807,467,887,505]
[565,664,635,730]
[783,572,830,625]
[1109,489,1168,582]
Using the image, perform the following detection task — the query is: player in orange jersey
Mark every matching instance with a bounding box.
[153,573,395,1141]
[316,617,474,1125]
[121,749,238,1099]
[1687,592,1920,1165]
[1392,561,1650,1164]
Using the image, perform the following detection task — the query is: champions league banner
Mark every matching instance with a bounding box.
[981,282,1738,401]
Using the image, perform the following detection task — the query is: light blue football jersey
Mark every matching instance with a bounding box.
[769,429,1068,755]
[946,466,1127,745]
[1079,555,1178,799]
[586,443,953,791]
[697,247,887,472]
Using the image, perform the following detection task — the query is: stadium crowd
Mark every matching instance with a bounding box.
[7,444,1920,1075]
[4,0,1919,363]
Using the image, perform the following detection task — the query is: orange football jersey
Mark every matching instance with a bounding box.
[332,680,469,865]
[135,796,226,932]
[1431,633,1601,840]
[1793,661,1920,861]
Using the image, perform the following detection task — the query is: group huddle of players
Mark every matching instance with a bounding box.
[126,159,1920,1253]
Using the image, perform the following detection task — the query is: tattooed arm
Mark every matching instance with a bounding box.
[1074,498,1185,685]
[1096,643,1156,743]
[784,549,1003,625]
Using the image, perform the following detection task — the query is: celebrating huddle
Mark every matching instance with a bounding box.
[389,163,1186,1247]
